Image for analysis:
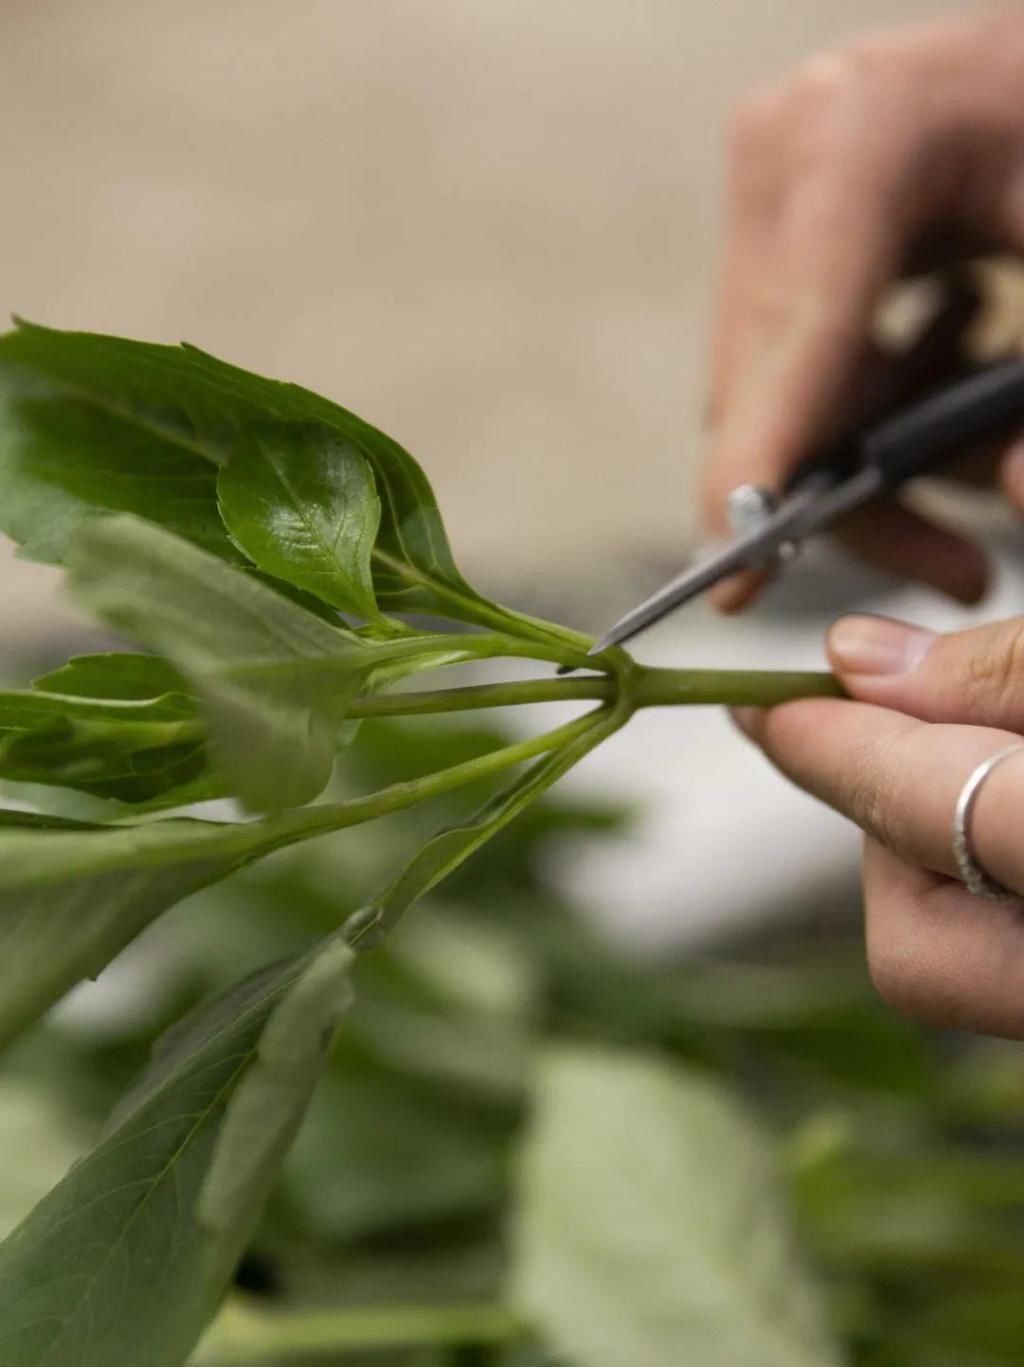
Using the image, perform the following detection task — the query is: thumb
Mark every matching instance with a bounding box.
[827,613,1024,732]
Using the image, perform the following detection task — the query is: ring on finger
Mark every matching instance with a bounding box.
[952,743,1024,904]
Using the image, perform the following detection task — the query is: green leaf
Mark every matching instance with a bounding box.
[66,514,377,812]
[33,651,193,702]
[0,714,210,804]
[0,714,556,1046]
[0,321,490,624]
[0,937,352,1367]
[0,653,217,804]
[0,808,273,1048]
[512,1046,843,1367]
[0,656,197,735]
[0,384,238,565]
[282,1062,508,1243]
[198,933,354,1235]
[66,517,554,811]
[218,423,382,622]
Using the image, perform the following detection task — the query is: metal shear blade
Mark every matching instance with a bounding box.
[587,467,881,656]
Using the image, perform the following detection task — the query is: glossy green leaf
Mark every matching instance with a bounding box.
[0,320,493,624]
[218,423,382,621]
[0,940,349,1367]
[0,384,238,565]
[512,1046,842,1367]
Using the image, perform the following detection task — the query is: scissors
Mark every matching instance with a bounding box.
[588,355,1024,658]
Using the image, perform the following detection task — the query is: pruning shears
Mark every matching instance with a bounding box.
[588,356,1024,657]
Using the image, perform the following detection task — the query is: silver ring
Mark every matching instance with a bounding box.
[952,744,1024,904]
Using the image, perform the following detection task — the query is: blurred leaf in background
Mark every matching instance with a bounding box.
[512,1044,842,1367]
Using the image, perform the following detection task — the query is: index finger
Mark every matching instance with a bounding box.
[737,698,1024,889]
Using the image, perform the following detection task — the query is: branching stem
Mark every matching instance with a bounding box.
[348,665,843,718]
[261,709,602,850]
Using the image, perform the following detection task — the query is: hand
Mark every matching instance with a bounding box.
[736,612,1024,1038]
[705,6,1024,611]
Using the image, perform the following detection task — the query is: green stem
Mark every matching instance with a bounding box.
[420,581,596,663]
[348,697,628,949]
[196,1299,524,1361]
[630,665,845,708]
[349,676,613,715]
[260,709,601,851]
[347,666,842,719]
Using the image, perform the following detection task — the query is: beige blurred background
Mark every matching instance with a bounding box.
[0,0,973,641]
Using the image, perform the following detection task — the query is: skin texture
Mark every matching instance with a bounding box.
[710,7,1024,1037]
[735,614,1024,1039]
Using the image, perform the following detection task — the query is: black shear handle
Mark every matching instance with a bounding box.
[784,357,1024,496]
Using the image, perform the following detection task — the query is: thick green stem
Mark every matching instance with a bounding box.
[196,1300,524,1361]
[347,665,843,719]
[630,665,845,708]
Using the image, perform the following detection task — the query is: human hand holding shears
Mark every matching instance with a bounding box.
[594,7,1024,1038]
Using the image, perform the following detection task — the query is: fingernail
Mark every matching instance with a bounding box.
[829,614,935,677]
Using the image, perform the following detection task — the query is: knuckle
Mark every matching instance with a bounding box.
[791,49,857,103]
[845,727,915,852]
[844,31,903,76]
[964,621,1024,725]
[728,84,785,159]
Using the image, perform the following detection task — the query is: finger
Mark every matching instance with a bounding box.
[708,280,989,612]
[825,276,988,602]
[735,697,1024,885]
[862,838,1024,1039]
[999,436,1024,514]
[703,95,917,537]
[712,495,988,614]
[712,478,988,615]
[935,441,1005,488]
[832,497,988,603]
[706,88,788,431]
[828,613,1024,729]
